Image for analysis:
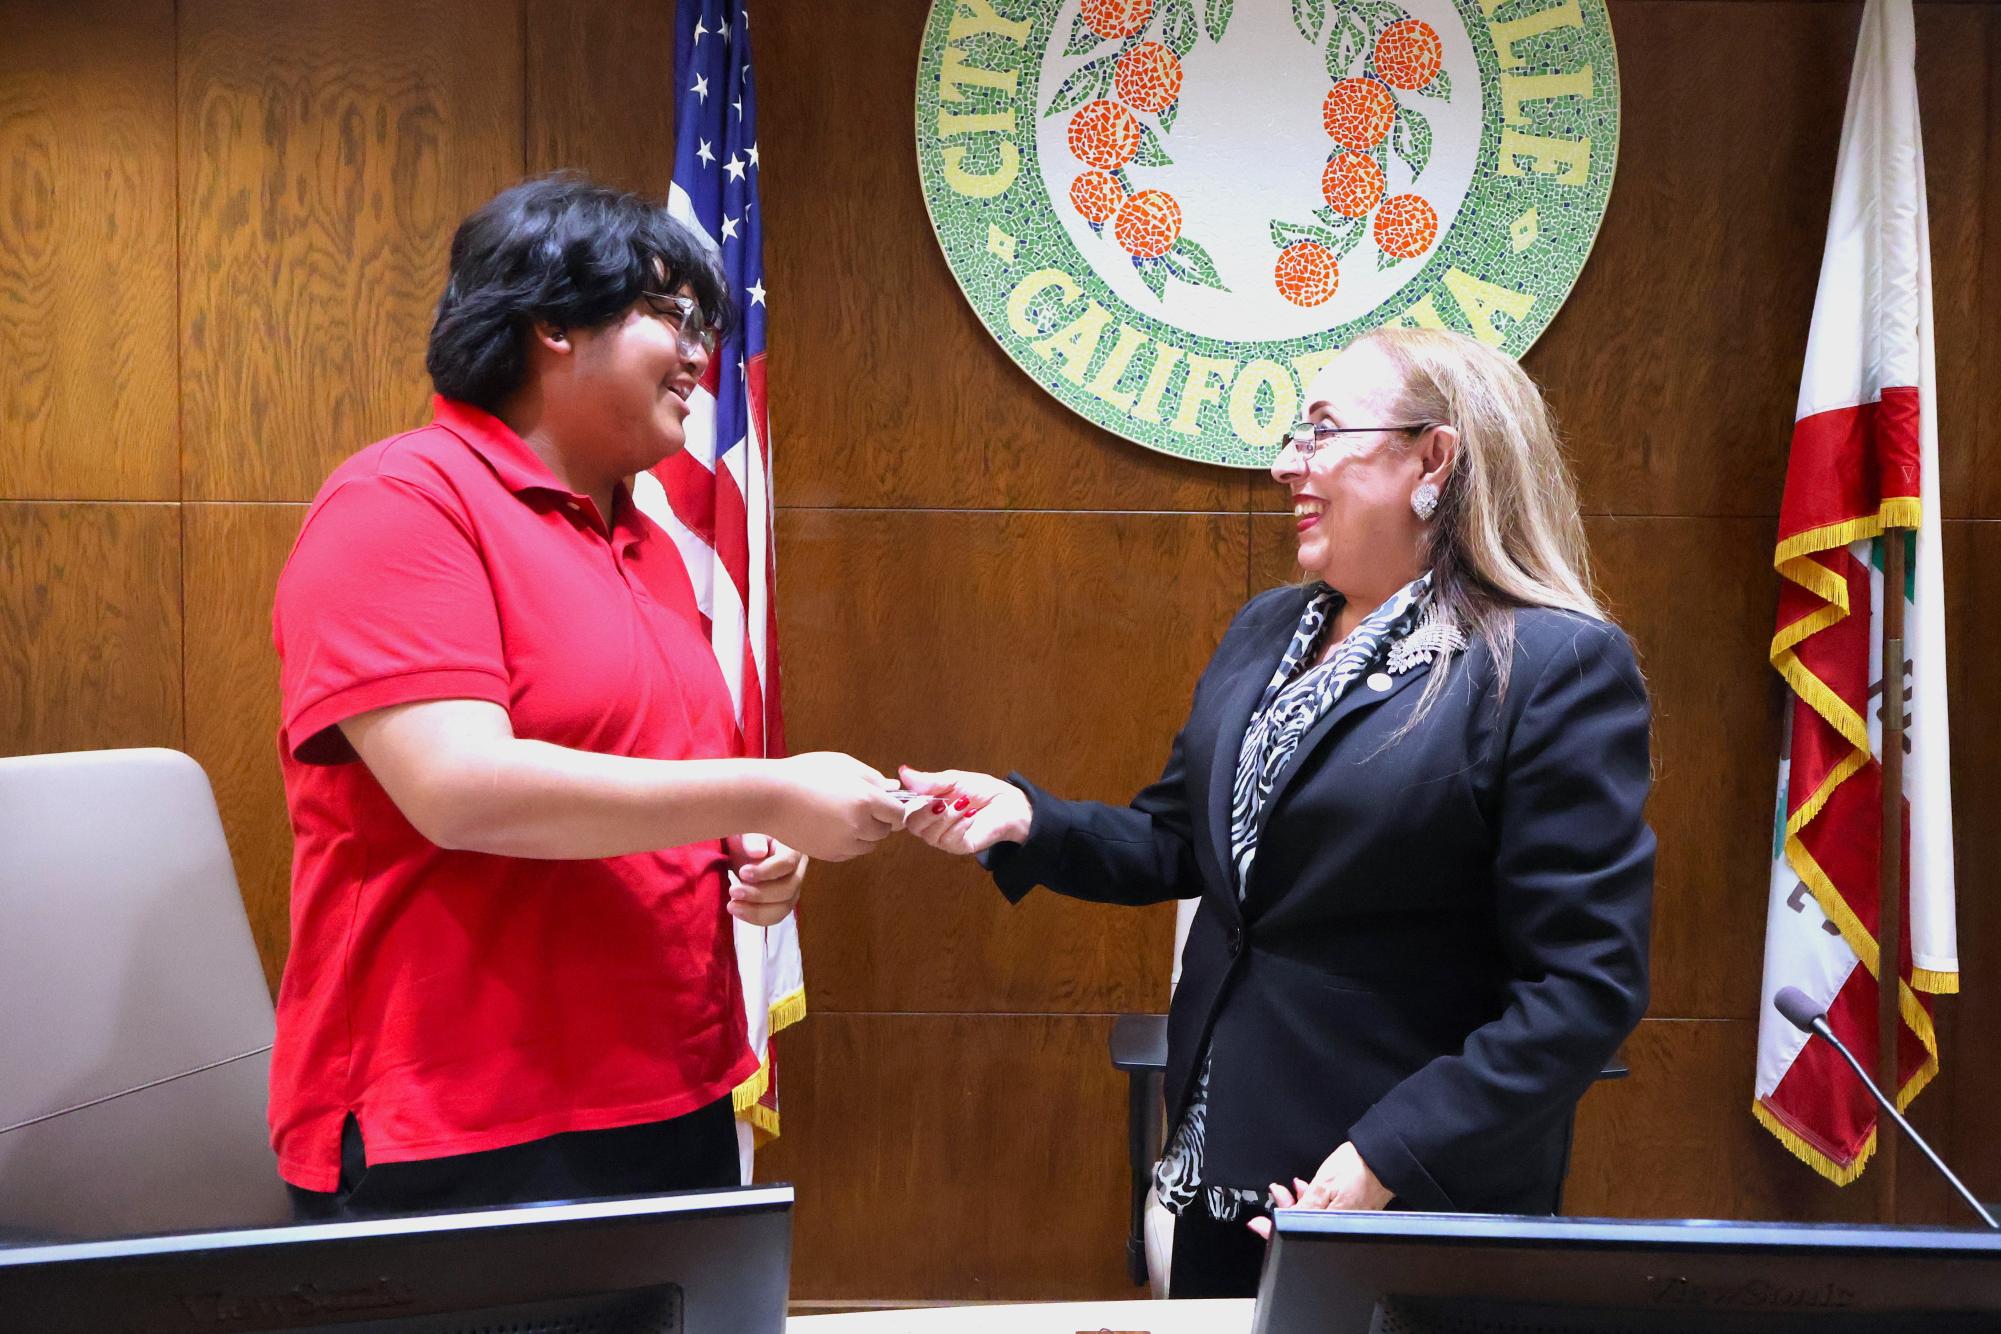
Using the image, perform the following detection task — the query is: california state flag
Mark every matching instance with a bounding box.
[1753,0,1957,1184]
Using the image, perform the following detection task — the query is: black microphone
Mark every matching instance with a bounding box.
[1773,986,1997,1228]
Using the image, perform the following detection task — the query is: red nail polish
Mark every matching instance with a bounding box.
[953,797,970,811]
[930,802,946,815]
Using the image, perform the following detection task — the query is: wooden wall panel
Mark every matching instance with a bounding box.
[1920,3,1992,519]
[778,509,1246,1013]
[755,1013,1132,1302]
[1567,1019,1881,1222]
[182,504,307,994]
[1524,0,1857,520]
[1936,521,2001,1208]
[177,0,526,502]
[0,504,181,757]
[1249,513,1303,589]
[1588,517,1780,1020]
[1971,9,2001,520]
[0,2,178,501]
[756,0,1249,514]
[524,0,676,195]
[1570,1016,1962,1227]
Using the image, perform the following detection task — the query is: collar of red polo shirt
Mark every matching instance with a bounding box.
[431,395,645,546]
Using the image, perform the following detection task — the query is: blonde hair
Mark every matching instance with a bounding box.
[1350,326,1607,715]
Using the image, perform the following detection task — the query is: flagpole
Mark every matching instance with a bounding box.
[1876,527,1909,1223]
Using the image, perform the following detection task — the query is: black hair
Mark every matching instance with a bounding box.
[426,172,734,410]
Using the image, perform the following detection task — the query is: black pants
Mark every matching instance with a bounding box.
[1169,1205,1270,1299]
[286,1096,740,1221]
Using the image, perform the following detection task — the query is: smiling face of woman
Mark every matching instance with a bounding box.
[1271,341,1436,602]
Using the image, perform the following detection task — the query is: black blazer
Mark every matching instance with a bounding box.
[985,586,1654,1213]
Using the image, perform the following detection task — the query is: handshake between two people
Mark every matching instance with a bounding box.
[724,755,1026,927]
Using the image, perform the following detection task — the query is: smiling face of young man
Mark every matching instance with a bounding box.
[524,278,713,516]
[569,285,710,471]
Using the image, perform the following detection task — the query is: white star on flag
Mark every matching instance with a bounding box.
[690,73,709,101]
[661,0,795,1178]
[692,17,706,43]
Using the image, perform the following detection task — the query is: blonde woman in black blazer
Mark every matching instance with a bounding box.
[903,327,1654,1299]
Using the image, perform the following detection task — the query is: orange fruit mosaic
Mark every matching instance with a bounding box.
[1080,0,1154,39]
[1373,193,1439,259]
[1114,41,1184,113]
[1069,169,1126,224]
[1374,20,1443,91]
[1114,188,1183,258]
[1321,78,1397,150]
[1068,99,1143,170]
[1274,242,1339,307]
[1320,150,1386,218]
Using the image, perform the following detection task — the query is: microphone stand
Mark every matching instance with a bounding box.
[1809,1012,1997,1230]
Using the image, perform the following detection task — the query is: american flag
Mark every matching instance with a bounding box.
[630,0,801,1163]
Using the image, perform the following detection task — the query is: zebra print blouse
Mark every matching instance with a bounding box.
[1152,572,1457,1224]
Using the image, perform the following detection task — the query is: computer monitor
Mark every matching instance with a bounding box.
[0,1184,791,1334]
[1253,1210,2001,1334]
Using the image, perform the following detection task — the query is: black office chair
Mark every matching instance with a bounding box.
[1107,1014,1631,1285]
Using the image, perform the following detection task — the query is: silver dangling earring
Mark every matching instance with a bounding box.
[1411,482,1440,521]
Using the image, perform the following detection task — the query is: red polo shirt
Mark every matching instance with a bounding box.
[268,396,756,1192]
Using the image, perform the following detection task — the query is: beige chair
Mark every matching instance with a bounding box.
[0,748,290,1241]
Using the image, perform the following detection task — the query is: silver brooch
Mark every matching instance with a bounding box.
[1384,608,1467,675]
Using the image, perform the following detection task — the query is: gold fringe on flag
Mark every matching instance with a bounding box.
[730,985,808,1146]
[1911,965,1959,995]
[1752,988,1941,1189]
[1765,494,1949,1183]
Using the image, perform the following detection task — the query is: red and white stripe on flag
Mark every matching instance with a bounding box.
[628,0,803,1169]
[1752,0,1957,1185]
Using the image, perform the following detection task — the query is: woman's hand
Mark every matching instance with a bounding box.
[763,752,906,861]
[898,765,1032,856]
[725,833,807,926]
[1246,1142,1393,1240]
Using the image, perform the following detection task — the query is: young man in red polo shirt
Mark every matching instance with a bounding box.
[271,175,904,1217]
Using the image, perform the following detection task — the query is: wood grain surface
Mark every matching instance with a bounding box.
[1587,516,1783,1020]
[1566,1018,1880,1222]
[177,0,524,502]
[0,503,182,757]
[778,508,1243,1013]
[182,503,306,994]
[754,1012,1134,1302]
[1934,520,2001,1214]
[1969,8,2001,520]
[525,0,677,196]
[1520,0,1858,521]
[0,2,178,501]
[1919,3,1992,520]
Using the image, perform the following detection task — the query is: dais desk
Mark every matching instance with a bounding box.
[789,1298,1253,1333]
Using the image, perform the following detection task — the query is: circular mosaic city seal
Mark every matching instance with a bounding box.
[915,0,1619,467]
